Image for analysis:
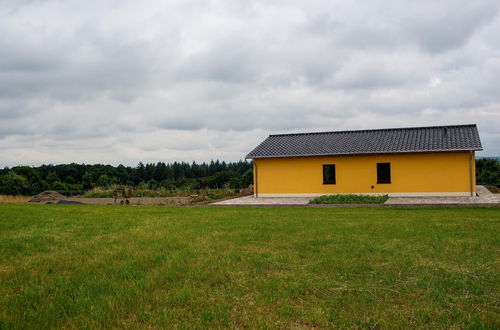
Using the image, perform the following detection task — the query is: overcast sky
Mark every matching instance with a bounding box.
[1,0,499,167]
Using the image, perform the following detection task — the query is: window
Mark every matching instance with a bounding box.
[377,163,391,184]
[323,164,336,184]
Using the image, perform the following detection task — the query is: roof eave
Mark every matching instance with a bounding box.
[246,148,483,159]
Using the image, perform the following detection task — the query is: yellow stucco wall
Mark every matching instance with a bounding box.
[254,151,476,196]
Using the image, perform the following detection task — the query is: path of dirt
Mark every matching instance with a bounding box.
[65,197,191,206]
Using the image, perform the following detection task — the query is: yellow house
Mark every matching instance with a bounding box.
[246,124,482,197]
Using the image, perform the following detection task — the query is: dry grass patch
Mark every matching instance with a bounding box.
[0,195,31,203]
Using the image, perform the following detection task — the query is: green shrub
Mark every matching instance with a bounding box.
[82,186,238,200]
[82,187,115,198]
[201,188,236,200]
[309,194,389,204]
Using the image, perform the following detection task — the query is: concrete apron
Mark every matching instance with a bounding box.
[211,186,500,206]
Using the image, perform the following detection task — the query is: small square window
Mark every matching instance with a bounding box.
[377,163,391,184]
[323,164,336,184]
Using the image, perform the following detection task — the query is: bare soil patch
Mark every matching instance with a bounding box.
[485,185,500,193]
[25,188,254,206]
[65,197,191,206]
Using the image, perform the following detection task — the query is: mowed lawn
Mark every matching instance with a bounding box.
[0,205,499,328]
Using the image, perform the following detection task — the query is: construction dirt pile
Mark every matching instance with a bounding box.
[239,185,254,196]
[29,190,66,203]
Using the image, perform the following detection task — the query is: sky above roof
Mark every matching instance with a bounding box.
[1,0,499,167]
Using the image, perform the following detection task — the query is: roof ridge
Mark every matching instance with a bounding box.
[269,124,477,137]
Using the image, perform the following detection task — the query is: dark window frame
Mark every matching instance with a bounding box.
[377,162,391,184]
[323,164,336,184]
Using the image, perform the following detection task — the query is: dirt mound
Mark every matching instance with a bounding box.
[29,191,66,203]
[239,185,254,196]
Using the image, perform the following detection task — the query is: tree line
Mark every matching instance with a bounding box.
[0,160,253,196]
[0,158,498,196]
[476,158,500,187]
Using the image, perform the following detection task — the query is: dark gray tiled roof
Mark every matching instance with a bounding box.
[246,124,482,159]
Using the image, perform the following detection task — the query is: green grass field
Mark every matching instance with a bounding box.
[0,204,499,328]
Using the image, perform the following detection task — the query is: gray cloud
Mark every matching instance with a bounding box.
[0,0,499,167]
[399,0,499,52]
